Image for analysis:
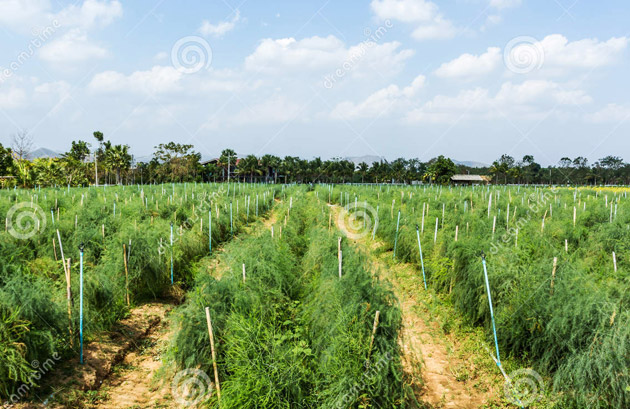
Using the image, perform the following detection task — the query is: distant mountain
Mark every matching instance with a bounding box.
[344,155,387,166]
[28,148,60,159]
[454,160,489,168]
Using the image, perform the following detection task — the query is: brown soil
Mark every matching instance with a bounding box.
[330,204,492,408]
[92,303,176,409]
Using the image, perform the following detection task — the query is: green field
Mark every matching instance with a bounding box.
[1,183,629,408]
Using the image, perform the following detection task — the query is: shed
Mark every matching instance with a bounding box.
[451,174,490,185]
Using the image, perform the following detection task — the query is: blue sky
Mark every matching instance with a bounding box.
[0,0,629,165]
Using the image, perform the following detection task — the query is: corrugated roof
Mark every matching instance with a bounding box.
[451,174,487,181]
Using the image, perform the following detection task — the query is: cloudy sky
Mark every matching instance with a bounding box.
[0,0,629,165]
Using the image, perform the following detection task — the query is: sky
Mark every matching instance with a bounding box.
[0,0,629,166]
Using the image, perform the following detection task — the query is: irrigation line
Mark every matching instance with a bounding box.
[481,254,501,365]
[415,225,427,290]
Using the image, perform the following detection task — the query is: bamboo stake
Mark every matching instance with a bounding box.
[551,257,558,294]
[123,244,130,306]
[204,308,221,401]
[434,218,438,244]
[367,310,380,362]
[242,263,246,283]
[613,251,617,272]
[338,250,343,278]
[455,225,459,242]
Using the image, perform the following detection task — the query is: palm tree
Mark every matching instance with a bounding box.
[93,131,104,186]
[104,144,132,185]
[237,154,262,183]
[219,149,237,181]
[260,154,281,183]
[357,162,369,183]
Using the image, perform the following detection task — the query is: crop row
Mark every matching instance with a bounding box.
[321,184,630,409]
[0,183,277,400]
[167,189,409,408]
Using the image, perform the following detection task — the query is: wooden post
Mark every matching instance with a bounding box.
[123,244,130,306]
[367,310,380,362]
[204,307,221,401]
[455,225,459,242]
[550,257,558,294]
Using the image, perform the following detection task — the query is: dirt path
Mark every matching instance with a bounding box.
[90,204,284,408]
[92,303,175,409]
[331,204,494,408]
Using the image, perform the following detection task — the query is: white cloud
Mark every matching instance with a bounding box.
[371,0,456,40]
[88,66,183,94]
[586,104,630,123]
[0,87,27,109]
[489,0,522,9]
[199,10,241,37]
[540,34,628,69]
[55,0,122,29]
[435,47,501,78]
[245,35,413,77]
[331,75,425,119]
[0,0,122,31]
[39,29,108,65]
[406,80,591,123]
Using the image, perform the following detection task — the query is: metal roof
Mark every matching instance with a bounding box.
[451,174,487,181]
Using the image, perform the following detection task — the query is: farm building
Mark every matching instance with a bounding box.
[451,174,491,185]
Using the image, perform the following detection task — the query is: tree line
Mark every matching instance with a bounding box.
[0,131,629,187]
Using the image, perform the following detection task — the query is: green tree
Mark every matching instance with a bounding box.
[93,131,104,186]
[218,149,237,181]
[154,143,200,182]
[424,155,457,185]
[105,144,132,185]
[0,143,14,176]
[237,154,262,183]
